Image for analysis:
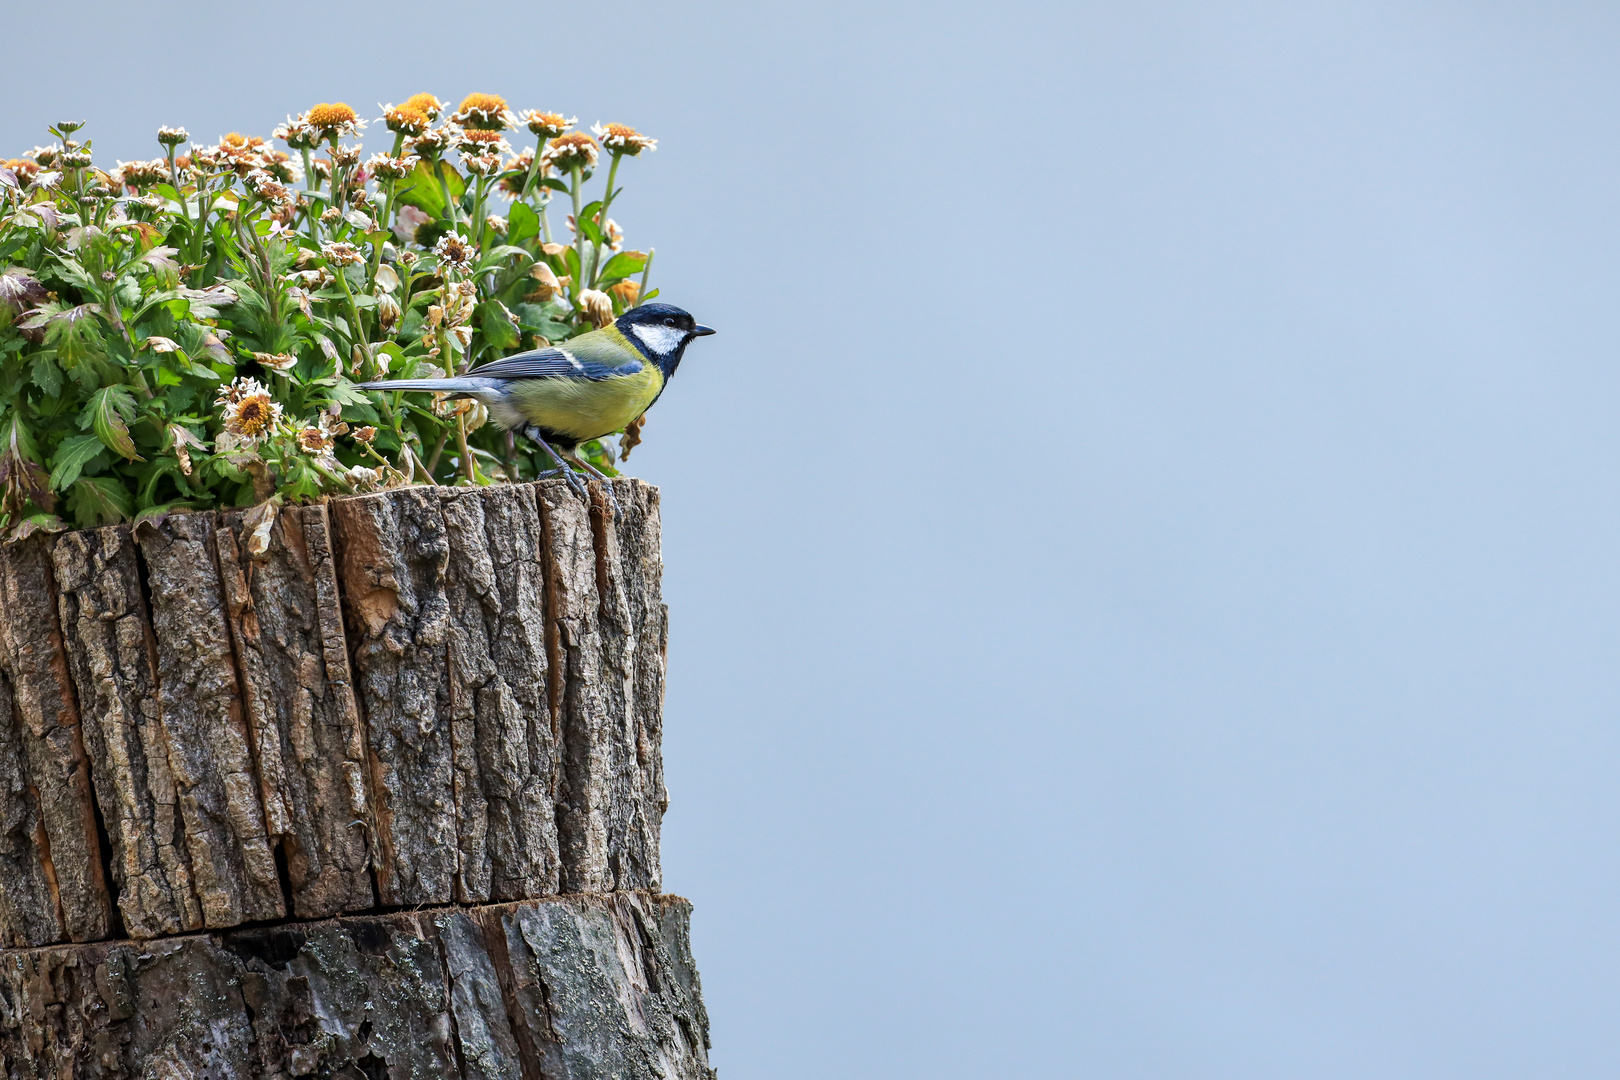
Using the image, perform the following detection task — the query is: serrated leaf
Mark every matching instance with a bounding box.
[478,300,521,350]
[81,385,142,461]
[68,476,133,528]
[29,354,62,396]
[48,433,106,490]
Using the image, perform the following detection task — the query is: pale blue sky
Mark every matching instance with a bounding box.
[5,2,1619,1075]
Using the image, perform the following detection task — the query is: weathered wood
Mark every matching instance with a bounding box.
[538,482,613,894]
[593,479,668,892]
[330,486,459,907]
[0,893,714,1079]
[438,485,559,902]
[136,512,285,928]
[216,502,376,919]
[0,536,110,946]
[52,527,200,938]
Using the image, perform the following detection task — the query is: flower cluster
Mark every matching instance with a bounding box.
[0,100,664,534]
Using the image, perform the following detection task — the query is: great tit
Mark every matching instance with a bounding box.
[358,302,715,491]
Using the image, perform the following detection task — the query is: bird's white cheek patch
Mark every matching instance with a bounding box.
[632,324,685,354]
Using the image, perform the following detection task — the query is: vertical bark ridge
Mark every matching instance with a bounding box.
[0,535,111,946]
[536,482,612,893]
[135,512,285,928]
[216,503,376,919]
[51,527,200,937]
[329,487,458,906]
[592,480,668,892]
[438,485,559,903]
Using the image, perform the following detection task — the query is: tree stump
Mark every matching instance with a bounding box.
[0,479,714,1078]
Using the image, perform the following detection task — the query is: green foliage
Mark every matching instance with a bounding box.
[0,103,662,535]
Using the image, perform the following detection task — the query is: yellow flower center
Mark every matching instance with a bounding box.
[307,102,358,128]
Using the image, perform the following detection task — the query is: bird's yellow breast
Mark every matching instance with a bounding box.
[507,363,665,442]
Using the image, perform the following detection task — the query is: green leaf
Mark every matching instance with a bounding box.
[596,251,647,283]
[49,433,107,491]
[478,301,521,350]
[68,476,133,528]
[29,354,63,397]
[507,202,539,246]
[576,201,604,244]
[393,160,466,219]
[562,245,581,287]
[512,303,573,341]
[80,385,142,461]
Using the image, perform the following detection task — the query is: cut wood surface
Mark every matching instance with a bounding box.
[0,478,669,943]
[0,891,714,1079]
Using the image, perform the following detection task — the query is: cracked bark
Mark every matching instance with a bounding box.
[135,511,285,928]
[0,535,110,946]
[51,527,200,938]
[0,892,713,1079]
[215,502,376,919]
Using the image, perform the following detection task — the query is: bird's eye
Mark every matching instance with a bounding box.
[663,318,675,326]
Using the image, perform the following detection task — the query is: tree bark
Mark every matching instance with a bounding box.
[0,535,110,946]
[0,479,703,1074]
[0,892,713,1079]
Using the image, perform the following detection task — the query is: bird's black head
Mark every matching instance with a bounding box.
[615,303,715,373]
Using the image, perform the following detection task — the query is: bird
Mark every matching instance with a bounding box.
[357,303,715,496]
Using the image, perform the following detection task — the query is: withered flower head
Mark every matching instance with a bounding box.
[320,207,342,224]
[526,261,565,301]
[608,280,640,305]
[382,104,431,135]
[26,145,62,168]
[376,291,402,331]
[296,422,334,455]
[59,148,94,169]
[2,159,39,182]
[579,288,614,328]
[367,152,419,180]
[221,132,248,148]
[353,425,378,444]
[263,150,302,185]
[453,92,514,131]
[592,122,657,156]
[310,157,333,181]
[434,232,475,273]
[322,241,363,266]
[518,110,574,139]
[410,127,452,157]
[244,170,294,207]
[460,151,503,177]
[403,93,444,120]
[217,376,282,445]
[456,128,510,155]
[274,114,321,150]
[115,159,166,189]
[543,132,598,172]
[252,351,298,373]
[307,102,362,136]
[331,143,362,168]
[156,126,189,147]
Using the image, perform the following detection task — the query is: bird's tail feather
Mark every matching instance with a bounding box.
[355,378,490,395]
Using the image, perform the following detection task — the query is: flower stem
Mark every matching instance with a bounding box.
[586,152,622,288]
[569,165,584,302]
[637,247,654,306]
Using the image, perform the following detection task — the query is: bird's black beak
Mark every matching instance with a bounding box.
[692,325,716,337]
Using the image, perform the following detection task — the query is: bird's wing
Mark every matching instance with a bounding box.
[468,341,641,382]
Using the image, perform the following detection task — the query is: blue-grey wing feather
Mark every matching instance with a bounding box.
[469,348,640,381]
